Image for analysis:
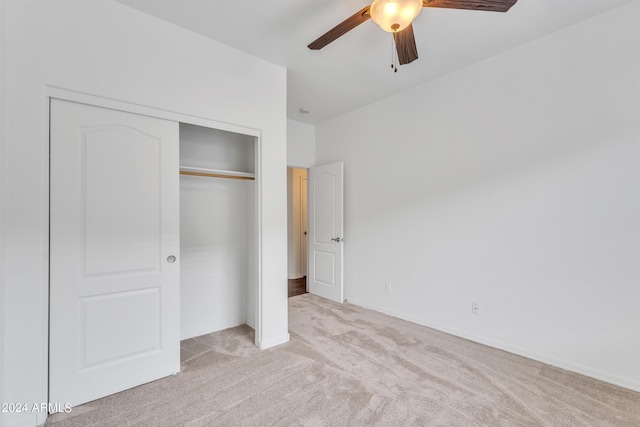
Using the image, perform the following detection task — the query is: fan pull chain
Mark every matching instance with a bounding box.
[391,37,398,73]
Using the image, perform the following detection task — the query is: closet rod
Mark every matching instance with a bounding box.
[179,170,255,181]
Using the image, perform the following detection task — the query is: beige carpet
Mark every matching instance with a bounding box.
[47,294,640,426]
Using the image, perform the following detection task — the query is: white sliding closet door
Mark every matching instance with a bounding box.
[49,99,180,407]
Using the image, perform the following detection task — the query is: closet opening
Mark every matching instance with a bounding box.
[179,123,258,339]
[48,92,270,409]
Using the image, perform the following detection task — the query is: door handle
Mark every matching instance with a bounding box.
[331,237,342,243]
[167,255,176,263]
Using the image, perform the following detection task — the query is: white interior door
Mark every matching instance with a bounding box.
[308,162,344,303]
[49,99,180,407]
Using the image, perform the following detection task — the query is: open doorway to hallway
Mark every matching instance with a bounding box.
[287,167,308,297]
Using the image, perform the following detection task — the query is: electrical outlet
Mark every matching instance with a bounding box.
[385,282,391,294]
[472,302,480,315]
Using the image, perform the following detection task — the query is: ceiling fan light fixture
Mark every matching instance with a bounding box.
[370,0,422,33]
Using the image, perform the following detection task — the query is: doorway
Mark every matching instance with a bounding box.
[287,167,308,297]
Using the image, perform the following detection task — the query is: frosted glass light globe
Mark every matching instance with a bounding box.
[370,0,423,33]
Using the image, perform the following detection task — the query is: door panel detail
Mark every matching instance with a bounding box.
[83,126,161,276]
[313,251,336,286]
[82,288,161,367]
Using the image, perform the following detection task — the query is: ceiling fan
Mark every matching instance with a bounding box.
[308,0,518,66]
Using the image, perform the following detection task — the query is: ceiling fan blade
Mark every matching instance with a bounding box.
[393,24,419,65]
[308,6,371,50]
[422,0,517,12]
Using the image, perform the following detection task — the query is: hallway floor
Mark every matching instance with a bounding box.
[288,277,306,297]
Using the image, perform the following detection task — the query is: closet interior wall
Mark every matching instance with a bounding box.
[179,123,256,340]
[287,167,308,280]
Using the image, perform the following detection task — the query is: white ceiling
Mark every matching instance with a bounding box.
[113,0,634,125]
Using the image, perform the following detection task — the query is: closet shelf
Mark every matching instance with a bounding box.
[179,166,255,181]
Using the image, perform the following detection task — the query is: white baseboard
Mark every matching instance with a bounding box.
[345,297,640,393]
[257,333,290,350]
[180,318,247,341]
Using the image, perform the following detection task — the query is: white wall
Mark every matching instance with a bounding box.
[0,0,7,423]
[180,177,253,338]
[287,168,307,279]
[316,1,640,392]
[2,1,288,426]
[287,168,295,278]
[287,119,315,168]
